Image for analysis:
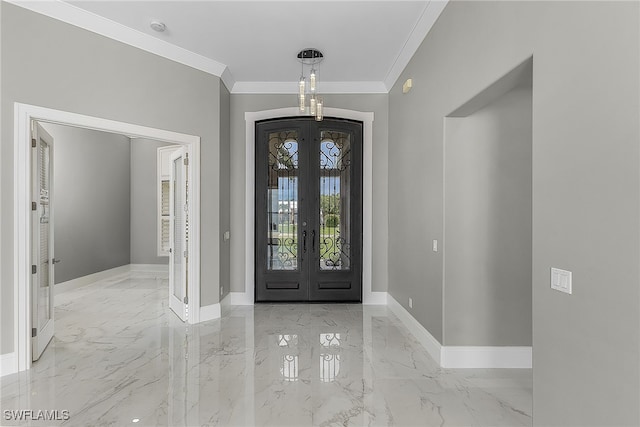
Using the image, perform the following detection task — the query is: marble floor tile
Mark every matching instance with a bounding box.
[0,273,532,426]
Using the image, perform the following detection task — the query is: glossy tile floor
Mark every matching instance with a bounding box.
[1,272,532,426]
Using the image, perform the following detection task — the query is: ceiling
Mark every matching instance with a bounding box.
[10,0,449,93]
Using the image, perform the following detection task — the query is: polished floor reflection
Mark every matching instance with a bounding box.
[0,273,532,426]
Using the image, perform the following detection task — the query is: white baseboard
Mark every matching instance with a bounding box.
[1,352,17,377]
[387,293,532,369]
[220,292,232,316]
[230,291,253,305]
[387,294,442,365]
[200,303,221,322]
[364,291,388,305]
[441,346,532,369]
[129,264,169,273]
[55,264,130,293]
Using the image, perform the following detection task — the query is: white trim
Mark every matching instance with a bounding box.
[441,346,532,369]
[129,264,169,273]
[387,294,533,369]
[220,292,232,316]
[5,0,229,79]
[0,353,17,377]
[230,291,253,306]
[220,68,235,93]
[243,107,375,305]
[387,293,442,365]
[5,0,448,94]
[199,303,221,323]
[364,291,388,305]
[231,81,388,95]
[13,103,201,374]
[55,265,131,294]
[383,0,449,91]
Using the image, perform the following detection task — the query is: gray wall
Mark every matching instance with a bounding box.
[43,123,131,284]
[1,3,223,355]
[229,94,389,295]
[130,138,175,265]
[388,1,639,425]
[444,87,532,346]
[219,82,231,300]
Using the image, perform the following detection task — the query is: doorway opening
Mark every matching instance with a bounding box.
[31,122,189,361]
[13,103,201,372]
[441,56,533,368]
[255,117,363,302]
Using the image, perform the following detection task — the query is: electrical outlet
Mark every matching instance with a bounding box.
[408,297,413,309]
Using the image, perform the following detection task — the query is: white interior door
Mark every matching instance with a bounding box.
[31,121,55,361]
[169,147,189,321]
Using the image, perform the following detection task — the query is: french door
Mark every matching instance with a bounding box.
[255,118,363,302]
[31,122,55,361]
[169,148,188,321]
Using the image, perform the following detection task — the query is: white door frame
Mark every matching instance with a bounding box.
[241,107,385,305]
[13,102,202,372]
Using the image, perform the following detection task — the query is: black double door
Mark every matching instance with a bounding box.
[255,118,363,302]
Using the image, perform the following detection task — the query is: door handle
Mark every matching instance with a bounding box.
[302,230,307,253]
[312,230,316,252]
[52,258,61,264]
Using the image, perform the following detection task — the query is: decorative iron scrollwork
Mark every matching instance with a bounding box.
[267,131,300,271]
[319,131,352,270]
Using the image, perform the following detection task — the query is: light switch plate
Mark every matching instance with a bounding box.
[224,231,230,241]
[551,268,572,294]
[432,240,438,252]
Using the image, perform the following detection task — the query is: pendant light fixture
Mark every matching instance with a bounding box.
[297,48,324,121]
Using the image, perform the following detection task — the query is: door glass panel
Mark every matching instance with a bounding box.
[39,141,51,326]
[173,156,183,301]
[267,131,299,271]
[319,131,351,270]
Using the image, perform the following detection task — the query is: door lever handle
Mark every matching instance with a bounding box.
[52,258,61,264]
[302,230,307,253]
[311,230,316,252]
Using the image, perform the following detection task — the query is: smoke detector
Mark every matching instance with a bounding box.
[150,21,166,33]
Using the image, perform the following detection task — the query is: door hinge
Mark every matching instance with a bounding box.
[32,202,37,211]
[31,138,37,148]
[32,328,37,337]
[169,248,172,254]
[31,265,37,274]
[183,250,188,258]
[183,157,189,166]
[183,296,188,304]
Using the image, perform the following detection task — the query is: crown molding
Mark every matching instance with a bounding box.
[383,0,449,91]
[7,0,448,95]
[231,81,388,95]
[220,67,236,93]
[6,0,229,77]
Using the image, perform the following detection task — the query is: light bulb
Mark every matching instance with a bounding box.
[310,97,317,116]
[310,69,316,92]
[316,97,323,121]
[299,77,306,112]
